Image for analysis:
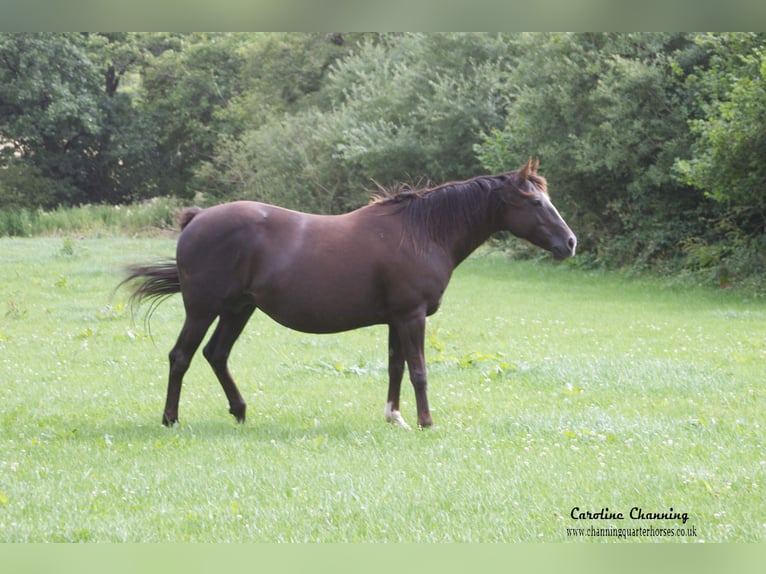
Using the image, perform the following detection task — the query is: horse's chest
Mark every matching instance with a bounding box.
[426,294,443,316]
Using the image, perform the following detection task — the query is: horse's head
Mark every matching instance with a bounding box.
[497,159,576,260]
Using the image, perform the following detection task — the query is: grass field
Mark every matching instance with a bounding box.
[0,236,764,542]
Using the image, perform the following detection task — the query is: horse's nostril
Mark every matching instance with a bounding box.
[568,237,576,249]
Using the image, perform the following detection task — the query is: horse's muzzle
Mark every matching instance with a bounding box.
[552,235,577,260]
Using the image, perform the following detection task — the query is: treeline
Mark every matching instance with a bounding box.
[1,33,764,285]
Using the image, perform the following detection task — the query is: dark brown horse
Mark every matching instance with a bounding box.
[121,159,576,428]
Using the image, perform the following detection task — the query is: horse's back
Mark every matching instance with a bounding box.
[177,201,310,263]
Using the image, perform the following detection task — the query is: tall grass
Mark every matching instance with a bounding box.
[0,198,182,237]
[0,238,764,542]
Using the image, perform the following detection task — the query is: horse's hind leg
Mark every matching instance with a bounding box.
[202,304,255,423]
[164,313,216,426]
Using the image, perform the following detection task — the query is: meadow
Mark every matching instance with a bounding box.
[0,236,763,542]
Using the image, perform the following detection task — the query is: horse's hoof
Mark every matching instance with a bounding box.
[388,414,411,430]
[162,413,178,426]
[384,403,412,429]
[230,404,246,423]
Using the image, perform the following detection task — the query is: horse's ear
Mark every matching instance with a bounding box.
[519,158,533,181]
[531,158,539,174]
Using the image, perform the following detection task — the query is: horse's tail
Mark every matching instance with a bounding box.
[178,206,203,230]
[119,260,181,315]
[117,207,203,321]
[118,207,203,310]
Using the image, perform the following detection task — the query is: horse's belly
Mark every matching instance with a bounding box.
[260,298,384,334]
[251,274,387,334]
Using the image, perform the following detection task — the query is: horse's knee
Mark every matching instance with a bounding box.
[409,370,427,392]
[202,341,215,363]
[202,344,228,372]
[169,348,192,375]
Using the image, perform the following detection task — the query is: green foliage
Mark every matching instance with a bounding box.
[0,33,160,206]
[324,34,510,182]
[139,33,250,199]
[0,33,101,206]
[194,111,352,213]
[675,33,766,233]
[475,33,702,268]
[231,32,365,124]
[198,33,512,212]
[0,161,53,209]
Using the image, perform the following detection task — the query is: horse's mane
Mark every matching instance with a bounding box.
[368,169,547,248]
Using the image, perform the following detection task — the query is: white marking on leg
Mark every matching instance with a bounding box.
[384,401,411,430]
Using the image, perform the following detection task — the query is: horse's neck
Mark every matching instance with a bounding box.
[446,214,500,266]
[377,182,503,266]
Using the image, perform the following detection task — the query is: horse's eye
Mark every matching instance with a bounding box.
[532,198,543,207]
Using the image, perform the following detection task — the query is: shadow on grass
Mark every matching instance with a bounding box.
[46,413,385,448]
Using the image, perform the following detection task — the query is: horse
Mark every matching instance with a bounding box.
[120,159,576,429]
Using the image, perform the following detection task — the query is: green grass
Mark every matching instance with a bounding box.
[0,237,764,542]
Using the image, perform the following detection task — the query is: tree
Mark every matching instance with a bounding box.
[230,32,367,126]
[475,33,702,267]
[324,33,512,186]
[675,33,766,236]
[0,33,160,207]
[198,33,514,213]
[139,33,250,200]
[0,33,104,206]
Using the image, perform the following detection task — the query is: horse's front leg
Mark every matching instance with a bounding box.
[392,311,433,428]
[385,325,411,429]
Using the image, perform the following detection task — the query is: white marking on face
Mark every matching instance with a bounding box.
[538,193,555,214]
[541,195,576,256]
[384,401,412,430]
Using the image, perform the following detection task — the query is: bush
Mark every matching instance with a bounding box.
[475,33,705,268]
[195,33,513,214]
[0,198,183,237]
[674,33,766,236]
[0,161,56,210]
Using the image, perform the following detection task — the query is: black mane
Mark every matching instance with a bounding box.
[369,174,511,248]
